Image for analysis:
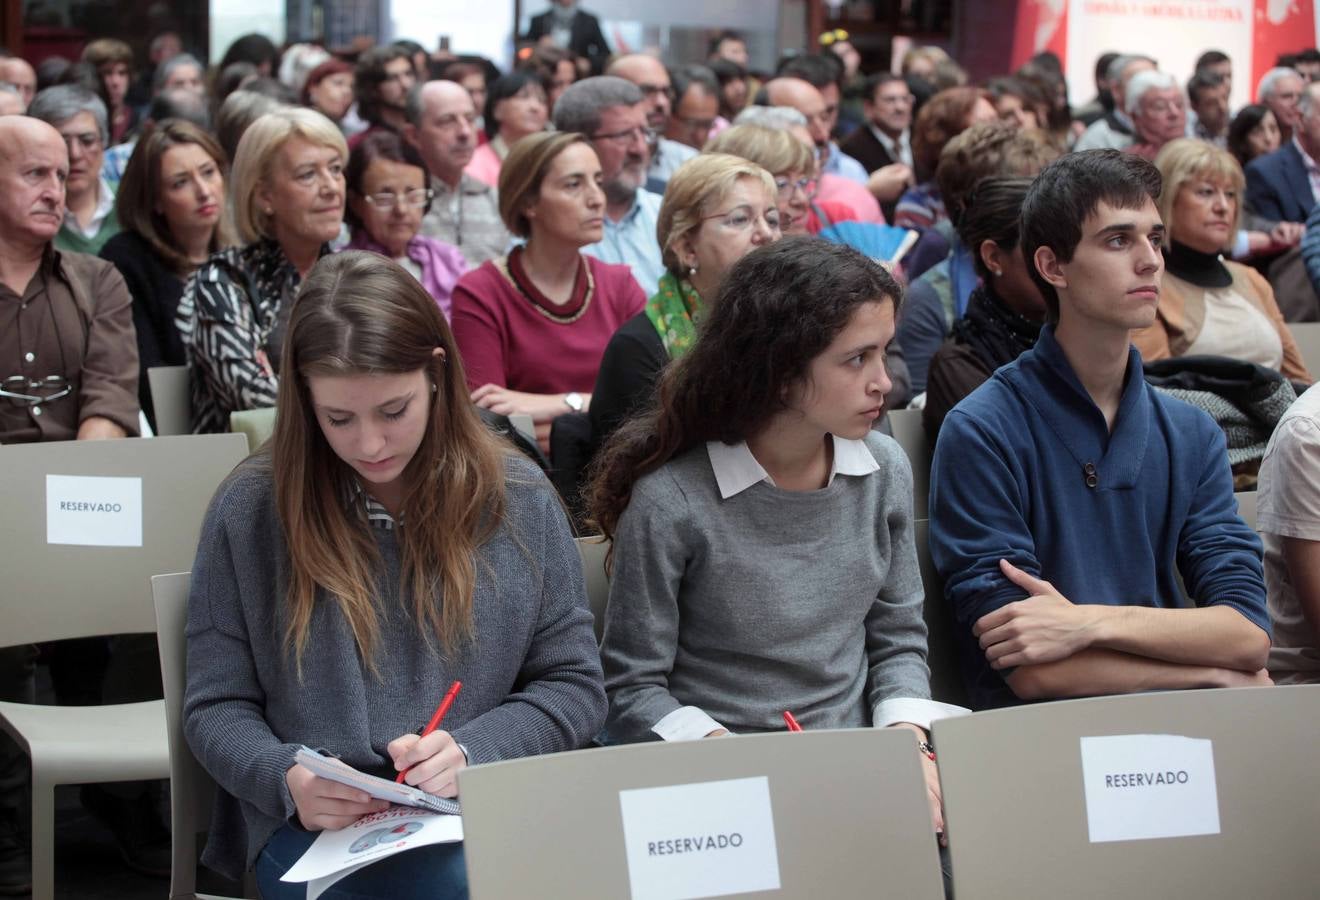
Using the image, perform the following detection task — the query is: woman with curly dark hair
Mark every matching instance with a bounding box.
[589,236,954,849]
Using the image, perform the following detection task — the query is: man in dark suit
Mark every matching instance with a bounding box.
[839,71,915,222]
[1246,80,1320,224]
[525,0,610,74]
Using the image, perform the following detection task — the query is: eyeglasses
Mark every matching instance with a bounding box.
[676,116,716,132]
[876,93,916,106]
[774,176,816,199]
[0,375,72,407]
[703,204,781,233]
[637,83,675,102]
[590,125,656,146]
[363,188,433,209]
[60,132,101,152]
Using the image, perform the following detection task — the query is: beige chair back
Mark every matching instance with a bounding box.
[460,728,945,899]
[575,536,609,642]
[1234,490,1257,531]
[1291,321,1320,374]
[228,407,276,454]
[934,685,1320,899]
[148,365,191,436]
[888,407,930,518]
[914,519,969,707]
[0,434,248,647]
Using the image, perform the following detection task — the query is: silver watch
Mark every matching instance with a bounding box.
[563,391,585,412]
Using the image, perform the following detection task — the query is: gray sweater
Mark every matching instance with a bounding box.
[183,454,607,879]
[600,433,931,742]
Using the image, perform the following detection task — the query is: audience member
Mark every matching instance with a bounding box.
[302,58,355,128]
[102,85,211,184]
[101,120,234,431]
[709,57,749,128]
[152,52,206,97]
[34,56,69,94]
[1228,104,1281,168]
[987,76,1051,132]
[1246,79,1319,223]
[1074,54,1156,151]
[214,89,281,165]
[1072,51,1120,127]
[525,0,612,74]
[126,30,181,106]
[1257,383,1320,684]
[775,55,868,183]
[607,53,698,189]
[521,45,578,107]
[407,80,512,265]
[177,108,347,433]
[28,84,121,254]
[214,61,258,105]
[277,43,329,97]
[80,38,135,145]
[345,129,467,318]
[394,38,430,80]
[896,122,1058,393]
[930,149,1271,710]
[840,72,916,221]
[894,85,996,230]
[442,61,489,125]
[708,30,749,68]
[589,237,950,853]
[450,132,645,448]
[1189,70,1230,147]
[1124,70,1187,160]
[665,64,720,150]
[1257,66,1305,142]
[184,249,606,897]
[1132,139,1311,382]
[217,32,279,79]
[554,75,665,293]
[923,177,1045,440]
[0,54,35,107]
[0,115,142,890]
[466,71,548,187]
[590,153,780,451]
[705,121,820,235]
[1196,48,1233,93]
[353,44,418,144]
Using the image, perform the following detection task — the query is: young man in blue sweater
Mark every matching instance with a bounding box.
[929,150,1272,710]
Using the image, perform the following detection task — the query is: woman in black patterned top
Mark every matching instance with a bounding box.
[176,107,347,433]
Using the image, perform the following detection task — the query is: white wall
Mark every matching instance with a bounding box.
[389,0,517,68]
[209,0,286,66]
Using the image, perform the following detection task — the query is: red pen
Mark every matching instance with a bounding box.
[396,680,462,783]
[782,710,802,732]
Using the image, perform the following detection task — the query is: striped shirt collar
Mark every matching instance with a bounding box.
[344,480,397,530]
[705,435,880,499]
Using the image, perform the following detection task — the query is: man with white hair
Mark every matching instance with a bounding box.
[1257,66,1305,143]
[553,75,664,294]
[1125,69,1186,159]
[1074,54,1156,151]
[1247,78,1320,224]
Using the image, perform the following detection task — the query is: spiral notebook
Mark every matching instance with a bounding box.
[294,746,462,815]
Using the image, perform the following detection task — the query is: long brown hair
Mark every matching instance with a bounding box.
[588,237,902,549]
[272,251,509,674]
[115,119,236,275]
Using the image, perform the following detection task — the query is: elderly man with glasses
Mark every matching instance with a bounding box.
[606,54,698,190]
[27,84,121,255]
[554,75,665,293]
[0,114,142,893]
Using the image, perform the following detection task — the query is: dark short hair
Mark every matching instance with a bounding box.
[1094,52,1120,84]
[672,64,718,103]
[1187,70,1227,105]
[776,54,842,91]
[219,33,279,73]
[862,71,907,104]
[1227,103,1274,166]
[344,129,431,231]
[707,30,746,58]
[957,176,1034,280]
[1196,49,1230,71]
[1020,150,1162,322]
[1296,48,1320,65]
[484,70,545,136]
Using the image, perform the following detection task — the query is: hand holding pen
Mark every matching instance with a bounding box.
[388,681,464,797]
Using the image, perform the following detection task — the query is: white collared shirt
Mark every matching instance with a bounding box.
[63,175,115,240]
[651,435,969,742]
[1293,135,1320,205]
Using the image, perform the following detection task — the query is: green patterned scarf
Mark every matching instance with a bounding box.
[644,271,703,359]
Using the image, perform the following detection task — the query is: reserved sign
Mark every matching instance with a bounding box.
[1080,734,1221,843]
[618,775,781,900]
[46,474,143,547]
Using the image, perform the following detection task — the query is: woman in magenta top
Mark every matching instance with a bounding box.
[451,131,645,449]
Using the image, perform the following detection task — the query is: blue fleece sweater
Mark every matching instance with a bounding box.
[929,325,1270,709]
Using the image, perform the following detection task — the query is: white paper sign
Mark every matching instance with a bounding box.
[45,475,143,547]
[280,806,463,884]
[618,775,780,900]
[1079,734,1220,843]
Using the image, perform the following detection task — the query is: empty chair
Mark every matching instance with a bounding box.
[148,365,191,436]
[575,536,609,642]
[460,727,945,899]
[934,685,1320,899]
[913,520,969,708]
[228,407,276,453]
[0,433,248,899]
[888,407,931,518]
[1289,321,1320,375]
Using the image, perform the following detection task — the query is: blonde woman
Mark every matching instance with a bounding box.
[705,123,818,234]
[177,107,348,432]
[1133,138,1312,383]
[184,251,606,898]
[590,153,781,448]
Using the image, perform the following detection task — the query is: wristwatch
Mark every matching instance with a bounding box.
[563,392,585,412]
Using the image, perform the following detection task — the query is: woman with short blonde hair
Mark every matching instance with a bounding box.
[177,107,350,432]
[705,124,818,234]
[591,153,780,448]
[1132,138,1311,383]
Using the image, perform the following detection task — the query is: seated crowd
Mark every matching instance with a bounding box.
[3,19,1320,899]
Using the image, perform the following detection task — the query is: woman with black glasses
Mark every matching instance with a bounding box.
[345,130,468,319]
